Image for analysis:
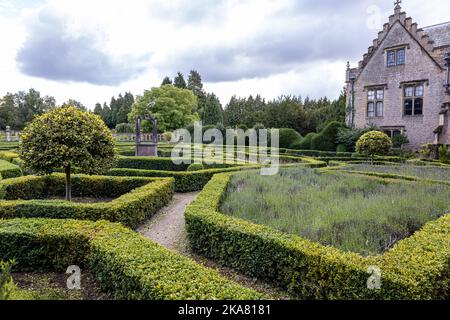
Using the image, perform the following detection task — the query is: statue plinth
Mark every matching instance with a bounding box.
[136,143,158,157]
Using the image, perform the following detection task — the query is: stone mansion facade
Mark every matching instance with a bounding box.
[345,3,450,151]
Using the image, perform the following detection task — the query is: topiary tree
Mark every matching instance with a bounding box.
[19,106,116,201]
[311,121,347,151]
[278,128,303,149]
[290,132,316,150]
[356,131,392,163]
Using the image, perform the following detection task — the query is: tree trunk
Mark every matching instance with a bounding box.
[65,165,72,202]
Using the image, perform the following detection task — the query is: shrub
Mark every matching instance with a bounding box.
[336,144,348,153]
[336,125,379,152]
[0,260,16,300]
[0,219,263,300]
[0,175,174,228]
[290,133,316,150]
[0,160,22,180]
[392,134,410,149]
[115,123,134,133]
[438,145,449,163]
[311,121,347,151]
[356,131,392,162]
[187,163,205,171]
[185,173,450,299]
[0,151,20,162]
[278,128,302,149]
[19,106,117,201]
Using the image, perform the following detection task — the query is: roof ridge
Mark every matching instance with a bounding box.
[422,21,450,30]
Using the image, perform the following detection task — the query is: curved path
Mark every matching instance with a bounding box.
[136,192,291,299]
[137,192,198,254]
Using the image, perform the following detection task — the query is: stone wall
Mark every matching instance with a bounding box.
[349,21,448,150]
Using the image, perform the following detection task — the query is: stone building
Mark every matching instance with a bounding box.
[345,2,450,151]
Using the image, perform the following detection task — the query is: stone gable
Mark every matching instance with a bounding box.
[346,5,450,151]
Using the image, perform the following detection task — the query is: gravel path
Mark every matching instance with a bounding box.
[136,192,291,299]
[137,192,198,253]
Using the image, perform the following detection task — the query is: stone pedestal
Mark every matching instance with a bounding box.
[136,143,158,157]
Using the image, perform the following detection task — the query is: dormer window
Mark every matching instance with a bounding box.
[387,47,406,67]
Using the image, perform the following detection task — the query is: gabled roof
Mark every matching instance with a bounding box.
[423,21,450,48]
[351,6,448,78]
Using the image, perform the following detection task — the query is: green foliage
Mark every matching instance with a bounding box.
[356,131,393,161]
[1,260,17,300]
[185,173,450,299]
[391,134,410,149]
[336,144,348,153]
[289,132,316,150]
[202,93,224,125]
[223,91,346,135]
[0,219,263,300]
[128,85,199,132]
[161,76,172,86]
[96,93,134,128]
[311,121,347,151]
[187,163,205,171]
[277,128,302,149]
[0,89,56,130]
[0,175,174,228]
[61,99,86,111]
[19,107,116,200]
[115,123,134,133]
[438,145,449,163]
[173,72,187,89]
[221,167,449,256]
[336,125,378,152]
[0,160,22,180]
[109,165,261,193]
[0,151,20,162]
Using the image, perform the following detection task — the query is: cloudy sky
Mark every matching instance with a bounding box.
[0,0,449,109]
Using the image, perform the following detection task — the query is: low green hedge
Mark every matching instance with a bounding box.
[108,165,262,192]
[0,151,20,163]
[0,160,22,180]
[0,218,263,300]
[185,173,449,300]
[0,175,174,228]
[116,156,243,171]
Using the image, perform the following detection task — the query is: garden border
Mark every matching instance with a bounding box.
[185,170,449,299]
[0,174,174,228]
[0,218,263,300]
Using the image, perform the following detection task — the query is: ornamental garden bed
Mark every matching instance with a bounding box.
[185,168,450,299]
[332,163,450,183]
[0,174,174,228]
[0,219,262,300]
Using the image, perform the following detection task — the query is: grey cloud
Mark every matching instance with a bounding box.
[16,9,148,85]
[162,3,383,82]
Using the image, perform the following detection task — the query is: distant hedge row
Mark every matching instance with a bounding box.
[0,175,174,228]
[0,160,22,180]
[108,165,262,192]
[185,172,449,299]
[0,218,263,300]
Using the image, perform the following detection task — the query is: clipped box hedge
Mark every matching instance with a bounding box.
[0,174,174,228]
[185,172,449,300]
[0,160,22,180]
[108,165,262,192]
[0,218,263,300]
[109,159,325,192]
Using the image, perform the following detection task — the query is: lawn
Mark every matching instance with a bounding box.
[220,167,450,256]
[340,163,450,182]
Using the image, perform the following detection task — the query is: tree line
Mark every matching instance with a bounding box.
[0,70,345,136]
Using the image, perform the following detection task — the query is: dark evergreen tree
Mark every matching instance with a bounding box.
[161,76,172,86]
[173,72,187,89]
[203,93,224,125]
